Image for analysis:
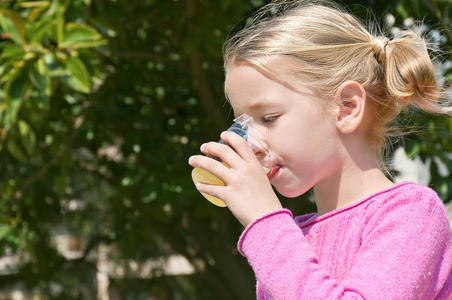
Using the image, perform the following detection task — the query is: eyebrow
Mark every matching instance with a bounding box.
[248,99,267,110]
[229,97,283,117]
[248,98,282,110]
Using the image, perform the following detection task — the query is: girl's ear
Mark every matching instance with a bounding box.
[334,81,366,134]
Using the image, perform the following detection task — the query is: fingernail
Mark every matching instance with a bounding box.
[188,156,194,164]
[200,143,207,151]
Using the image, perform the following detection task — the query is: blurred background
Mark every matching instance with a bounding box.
[0,0,451,299]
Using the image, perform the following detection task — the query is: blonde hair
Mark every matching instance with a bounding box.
[223,0,450,157]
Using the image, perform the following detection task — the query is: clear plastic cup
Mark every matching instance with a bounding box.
[191,114,274,207]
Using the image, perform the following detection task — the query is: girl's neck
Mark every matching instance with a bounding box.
[313,143,394,215]
[314,168,393,215]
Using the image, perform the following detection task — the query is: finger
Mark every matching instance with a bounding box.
[220,131,258,163]
[195,181,227,204]
[197,141,244,170]
[199,141,233,158]
[189,154,230,182]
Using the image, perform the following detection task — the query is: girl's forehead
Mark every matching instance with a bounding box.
[225,64,318,105]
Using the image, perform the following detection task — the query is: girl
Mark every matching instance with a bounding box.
[188,0,452,298]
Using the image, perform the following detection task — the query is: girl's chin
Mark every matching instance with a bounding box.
[280,191,305,198]
[275,187,306,198]
[272,179,312,198]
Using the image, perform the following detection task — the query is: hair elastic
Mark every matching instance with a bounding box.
[374,38,388,64]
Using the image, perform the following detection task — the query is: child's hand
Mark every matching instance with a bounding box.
[189,131,282,227]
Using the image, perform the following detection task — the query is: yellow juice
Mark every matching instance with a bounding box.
[191,162,271,207]
[191,162,229,207]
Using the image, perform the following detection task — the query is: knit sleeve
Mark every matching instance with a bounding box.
[238,189,452,299]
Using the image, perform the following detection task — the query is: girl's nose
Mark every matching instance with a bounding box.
[248,140,266,157]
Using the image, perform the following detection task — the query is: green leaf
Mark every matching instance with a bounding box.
[61,55,91,93]
[19,1,51,8]
[0,225,12,240]
[92,19,117,38]
[30,19,54,43]
[0,103,6,145]
[65,38,108,49]
[1,44,26,60]
[95,44,110,56]
[40,57,52,97]
[0,9,26,45]
[54,1,66,46]
[28,58,51,108]
[49,0,72,46]
[60,23,103,49]
[4,67,29,124]
[43,51,59,72]
[7,135,27,162]
[0,61,14,80]
[395,3,410,19]
[404,139,421,158]
[18,120,36,156]
[29,58,50,92]
[56,0,71,13]
[29,60,46,91]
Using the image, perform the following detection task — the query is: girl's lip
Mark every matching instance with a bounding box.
[267,165,281,180]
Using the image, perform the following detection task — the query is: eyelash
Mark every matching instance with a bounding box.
[262,115,278,124]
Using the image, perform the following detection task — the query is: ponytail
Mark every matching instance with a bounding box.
[379,31,450,114]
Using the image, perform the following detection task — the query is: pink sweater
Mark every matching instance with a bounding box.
[238,182,452,299]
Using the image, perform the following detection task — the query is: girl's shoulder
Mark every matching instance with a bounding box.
[358,181,450,234]
[296,182,444,226]
[364,181,443,211]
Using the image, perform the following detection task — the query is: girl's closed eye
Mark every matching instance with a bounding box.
[262,115,279,125]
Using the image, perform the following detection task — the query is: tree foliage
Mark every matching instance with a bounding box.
[0,0,450,299]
